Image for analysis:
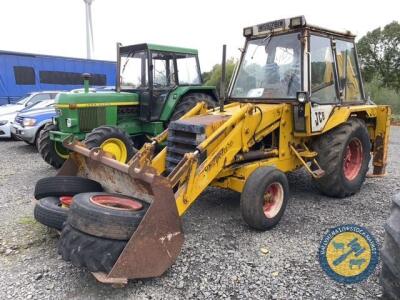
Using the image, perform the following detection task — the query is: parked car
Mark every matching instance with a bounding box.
[0,91,59,112]
[0,98,56,139]
[11,102,56,146]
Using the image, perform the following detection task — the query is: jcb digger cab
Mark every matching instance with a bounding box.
[229,16,365,133]
[117,43,208,122]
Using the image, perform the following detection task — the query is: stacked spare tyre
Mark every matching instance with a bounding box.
[33,176,149,273]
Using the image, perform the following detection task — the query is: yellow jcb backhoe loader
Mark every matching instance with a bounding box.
[51,16,390,284]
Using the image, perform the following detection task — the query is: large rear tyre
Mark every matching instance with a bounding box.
[34,176,103,200]
[34,197,68,230]
[312,118,371,198]
[84,126,136,163]
[380,194,400,299]
[37,123,69,169]
[58,224,127,273]
[170,92,216,121]
[241,166,289,231]
[67,192,149,240]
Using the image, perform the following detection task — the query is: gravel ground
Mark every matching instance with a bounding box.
[0,127,399,300]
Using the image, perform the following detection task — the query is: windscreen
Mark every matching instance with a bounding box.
[231,32,301,99]
[120,51,148,89]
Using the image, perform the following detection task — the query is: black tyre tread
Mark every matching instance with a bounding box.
[380,195,400,299]
[312,118,371,197]
[84,126,136,162]
[170,92,216,121]
[68,192,149,240]
[37,123,66,169]
[33,197,68,230]
[380,263,400,300]
[240,166,289,231]
[34,176,103,200]
[58,224,126,273]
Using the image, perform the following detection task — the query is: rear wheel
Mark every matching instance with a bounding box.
[37,123,69,169]
[240,166,289,231]
[170,92,216,121]
[312,118,371,197]
[84,126,136,163]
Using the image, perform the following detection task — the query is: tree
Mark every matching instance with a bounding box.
[204,58,237,95]
[357,21,400,91]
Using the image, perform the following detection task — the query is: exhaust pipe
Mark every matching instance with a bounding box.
[219,44,227,112]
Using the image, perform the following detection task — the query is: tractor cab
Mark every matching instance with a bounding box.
[229,16,365,132]
[118,43,205,121]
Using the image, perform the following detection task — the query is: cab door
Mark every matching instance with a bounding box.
[308,34,340,132]
[148,52,176,121]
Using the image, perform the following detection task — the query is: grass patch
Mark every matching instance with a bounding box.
[18,216,37,226]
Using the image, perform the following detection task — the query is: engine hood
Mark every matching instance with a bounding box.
[55,91,139,108]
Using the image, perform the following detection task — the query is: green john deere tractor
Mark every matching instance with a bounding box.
[38,43,218,168]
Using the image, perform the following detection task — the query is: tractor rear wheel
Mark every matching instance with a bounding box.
[84,126,136,163]
[170,92,216,121]
[380,194,400,299]
[312,118,371,197]
[241,166,289,231]
[37,123,69,169]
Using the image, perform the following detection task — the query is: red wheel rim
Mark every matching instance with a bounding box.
[343,138,363,181]
[60,196,73,207]
[90,195,143,211]
[263,183,284,219]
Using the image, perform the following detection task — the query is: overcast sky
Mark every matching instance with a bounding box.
[0,0,399,71]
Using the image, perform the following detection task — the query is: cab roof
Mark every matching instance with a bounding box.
[243,16,355,40]
[120,43,198,55]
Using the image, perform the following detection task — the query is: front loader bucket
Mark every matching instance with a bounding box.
[57,142,184,284]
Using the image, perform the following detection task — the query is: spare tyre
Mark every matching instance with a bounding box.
[67,192,150,240]
[34,197,68,230]
[58,224,126,273]
[34,176,103,200]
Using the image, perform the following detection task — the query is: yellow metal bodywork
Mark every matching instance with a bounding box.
[139,101,391,216]
[65,100,391,217]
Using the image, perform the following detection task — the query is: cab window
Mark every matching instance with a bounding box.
[151,52,177,88]
[310,35,338,103]
[335,40,362,102]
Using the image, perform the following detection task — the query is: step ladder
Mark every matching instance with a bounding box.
[289,143,325,178]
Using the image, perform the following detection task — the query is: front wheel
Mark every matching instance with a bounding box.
[84,126,136,163]
[240,166,289,231]
[37,123,69,169]
[312,118,371,198]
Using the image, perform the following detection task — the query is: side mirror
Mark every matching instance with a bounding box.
[296,91,309,104]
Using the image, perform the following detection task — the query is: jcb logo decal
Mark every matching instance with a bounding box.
[315,111,326,126]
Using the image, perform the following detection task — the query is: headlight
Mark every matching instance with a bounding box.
[0,120,8,126]
[22,118,37,127]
